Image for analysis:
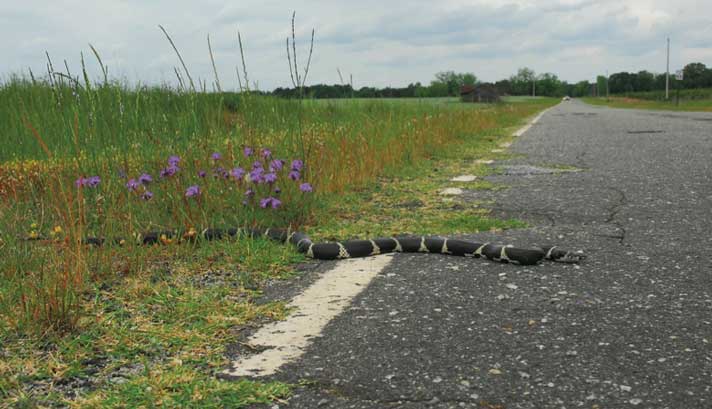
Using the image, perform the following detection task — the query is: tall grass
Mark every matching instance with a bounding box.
[0,66,554,337]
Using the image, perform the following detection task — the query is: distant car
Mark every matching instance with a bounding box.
[562,96,571,101]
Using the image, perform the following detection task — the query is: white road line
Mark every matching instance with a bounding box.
[222,254,394,378]
[512,105,555,137]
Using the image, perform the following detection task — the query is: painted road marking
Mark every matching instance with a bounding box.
[223,254,393,378]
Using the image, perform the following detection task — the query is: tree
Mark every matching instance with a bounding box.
[509,67,536,95]
[683,62,708,88]
[432,71,479,96]
[596,75,608,96]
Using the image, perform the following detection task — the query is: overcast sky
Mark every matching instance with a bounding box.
[1,0,710,90]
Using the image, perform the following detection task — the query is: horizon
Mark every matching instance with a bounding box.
[2,0,710,91]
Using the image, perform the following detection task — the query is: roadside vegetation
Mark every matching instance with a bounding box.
[582,88,712,112]
[0,59,557,406]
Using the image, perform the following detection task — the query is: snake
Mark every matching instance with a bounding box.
[73,227,585,266]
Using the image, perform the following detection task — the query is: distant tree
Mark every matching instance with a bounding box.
[535,73,565,97]
[509,67,536,95]
[494,79,512,95]
[431,71,478,96]
[635,71,655,92]
[596,75,608,96]
[683,62,708,88]
[572,81,591,97]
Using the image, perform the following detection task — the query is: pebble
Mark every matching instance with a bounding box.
[629,398,643,405]
[451,175,478,182]
[439,187,464,196]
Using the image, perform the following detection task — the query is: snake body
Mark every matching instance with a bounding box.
[79,227,584,266]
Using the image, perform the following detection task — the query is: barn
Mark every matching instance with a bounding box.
[460,84,501,103]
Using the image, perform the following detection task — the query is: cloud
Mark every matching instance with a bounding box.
[1,0,709,89]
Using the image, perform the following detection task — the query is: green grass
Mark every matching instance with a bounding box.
[582,95,712,112]
[0,74,558,407]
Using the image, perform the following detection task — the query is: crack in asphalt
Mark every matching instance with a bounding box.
[600,186,629,245]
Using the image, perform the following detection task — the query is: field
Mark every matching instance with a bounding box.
[0,75,557,407]
[582,88,712,112]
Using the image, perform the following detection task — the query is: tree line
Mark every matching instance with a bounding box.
[267,61,712,99]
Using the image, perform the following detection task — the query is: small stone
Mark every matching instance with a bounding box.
[488,368,502,375]
[475,159,494,165]
[505,284,519,290]
[440,187,464,196]
[519,371,530,379]
[629,398,643,405]
[451,175,477,182]
[460,380,471,387]
[547,382,555,387]
[109,376,127,385]
[433,376,443,383]
[620,385,632,392]
[317,398,329,406]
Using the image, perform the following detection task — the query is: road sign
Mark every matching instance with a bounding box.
[675,70,684,81]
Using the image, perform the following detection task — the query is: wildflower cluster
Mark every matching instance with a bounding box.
[75,175,100,188]
[125,172,154,201]
[73,147,314,217]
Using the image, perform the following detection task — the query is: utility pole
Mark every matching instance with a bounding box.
[606,70,610,100]
[665,37,670,100]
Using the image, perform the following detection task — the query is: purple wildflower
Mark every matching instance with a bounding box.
[261,148,272,159]
[260,197,282,209]
[168,155,181,166]
[138,173,153,185]
[291,159,304,171]
[213,167,228,179]
[252,161,263,170]
[211,152,222,161]
[82,176,101,187]
[245,188,255,197]
[264,172,277,184]
[269,159,285,171]
[274,186,281,194]
[299,182,313,192]
[75,177,86,188]
[243,147,253,157]
[288,170,300,181]
[198,170,207,178]
[230,167,246,180]
[160,165,179,178]
[126,178,140,191]
[249,168,264,184]
[142,191,154,201]
[185,185,201,198]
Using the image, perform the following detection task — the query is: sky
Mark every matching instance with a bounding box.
[1,0,710,91]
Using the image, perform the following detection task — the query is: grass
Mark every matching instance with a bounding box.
[582,95,712,112]
[0,72,558,407]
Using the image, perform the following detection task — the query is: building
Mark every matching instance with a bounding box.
[460,84,501,103]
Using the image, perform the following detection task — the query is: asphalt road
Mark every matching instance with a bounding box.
[250,100,712,408]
